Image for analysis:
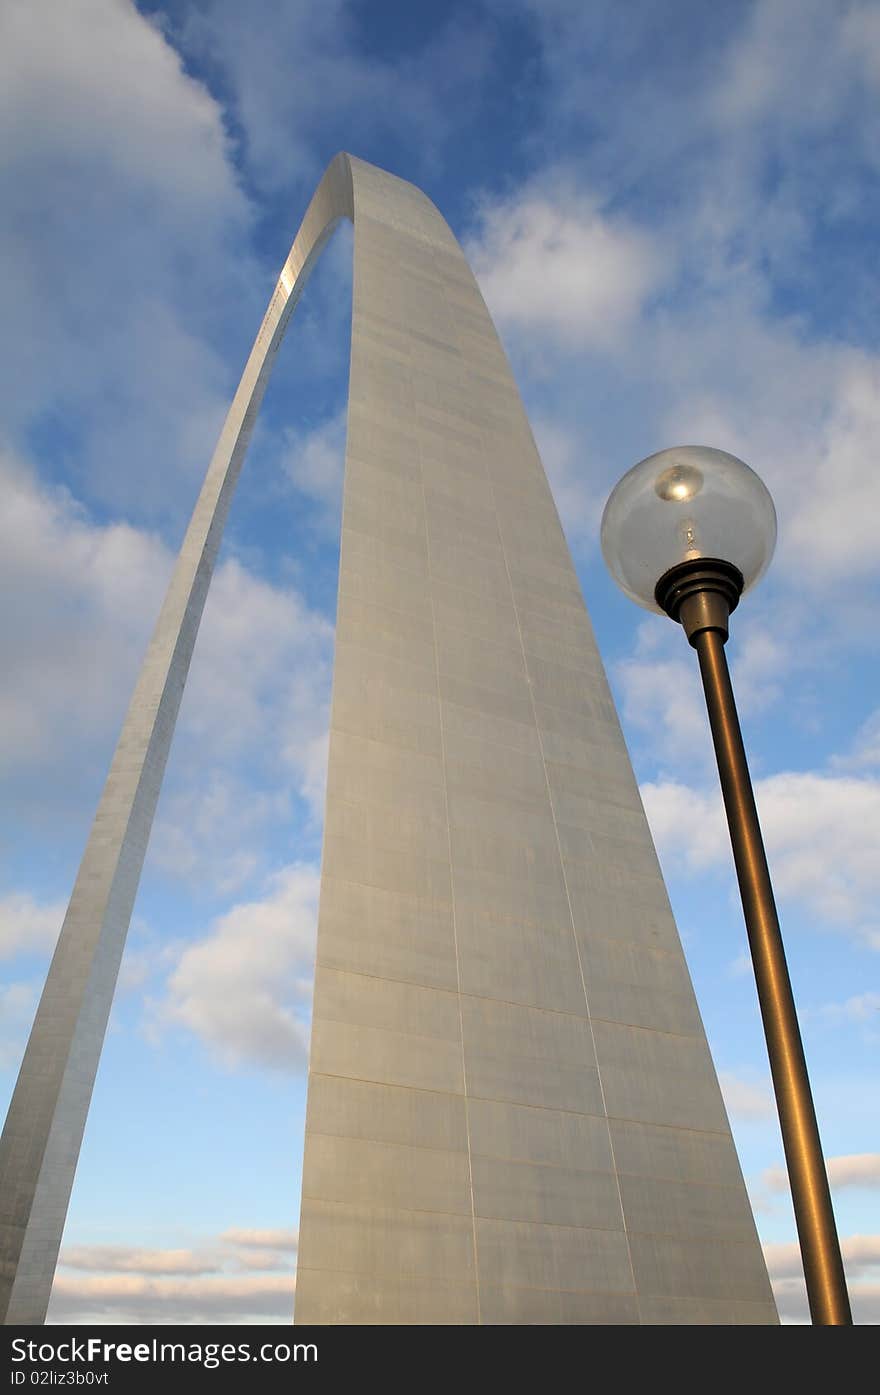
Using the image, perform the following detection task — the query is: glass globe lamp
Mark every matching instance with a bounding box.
[600,445,777,616]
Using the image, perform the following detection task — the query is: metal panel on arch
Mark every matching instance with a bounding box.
[0,154,777,1326]
[295,162,776,1324]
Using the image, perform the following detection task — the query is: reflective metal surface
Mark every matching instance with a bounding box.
[0,153,356,1326]
[0,156,777,1326]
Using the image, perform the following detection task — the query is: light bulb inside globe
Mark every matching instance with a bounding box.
[654,462,704,503]
[600,445,776,614]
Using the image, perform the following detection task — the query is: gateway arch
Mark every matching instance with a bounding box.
[0,154,777,1325]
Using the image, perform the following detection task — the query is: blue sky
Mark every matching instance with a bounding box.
[1,0,878,1324]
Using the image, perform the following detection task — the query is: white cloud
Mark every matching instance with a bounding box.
[842,3,880,87]
[494,6,880,606]
[773,1276,880,1325]
[0,0,255,518]
[530,417,605,551]
[764,1232,880,1324]
[152,555,334,890]
[117,923,175,995]
[713,0,835,129]
[727,628,788,717]
[765,1233,880,1280]
[0,448,333,891]
[779,356,880,582]
[179,555,333,785]
[150,774,287,899]
[653,325,880,593]
[828,1155,880,1190]
[609,601,806,774]
[764,1154,880,1194]
[727,952,753,979]
[155,863,319,1071]
[713,0,880,155]
[832,709,880,773]
[47,1272,294,1325]
[296,731,331,830]
[221,1228,298,1251]
[641,772,880,948]
[467,179,666,352]
[614,604,802,777]
[48,1228,299,1323]
[232,1249,290,1273]
[0,890,64,961]
[640,780,727,874]
[281,410,346,537]
[168,0,495,197]
[838,993,880,1023]
[719,1069,775,1121]
[616,647,711,772]
[0,451,170,776]
[819,993,880,1038]
[0,981,39,1071]
[59,1247,223,1276]
[0,902,161,1072]
[0,0,239,202]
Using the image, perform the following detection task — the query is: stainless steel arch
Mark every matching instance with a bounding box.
[1,154,777,1326]
[0,154,355,1325]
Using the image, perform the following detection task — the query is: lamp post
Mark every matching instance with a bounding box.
[601,446,852,1327]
